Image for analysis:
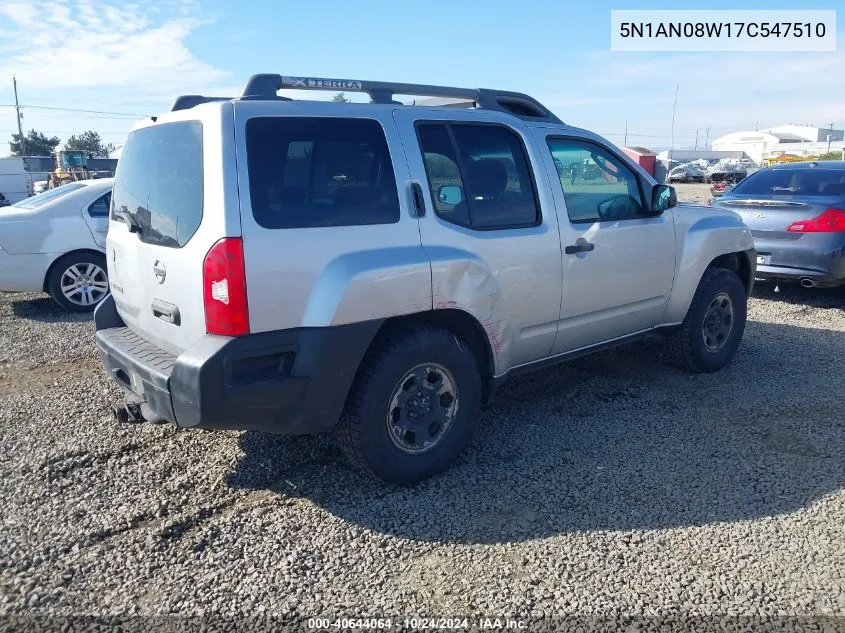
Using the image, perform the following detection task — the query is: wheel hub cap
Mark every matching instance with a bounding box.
[386,363,459,454]
[60,263,108,306]
[701,292,734,352]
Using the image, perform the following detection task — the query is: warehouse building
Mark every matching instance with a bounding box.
[712,125,844,163]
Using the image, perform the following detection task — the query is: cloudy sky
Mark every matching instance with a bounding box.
[0,0,842,154]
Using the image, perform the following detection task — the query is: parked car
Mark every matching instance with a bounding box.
[94,74,755,485]
[706,161,747,184]
[710,172,746,198]
[712,161,845,288]
[668,163,706,183]
[0,179,112,311]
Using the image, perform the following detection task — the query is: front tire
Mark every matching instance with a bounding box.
[336,326,481,486]
[47,252,109,312]
[667,267,747,373]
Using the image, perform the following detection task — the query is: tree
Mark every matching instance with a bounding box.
[815,151,843,161]
[10,129,61,157]
[332,92,350,103]
[64,130,115,158]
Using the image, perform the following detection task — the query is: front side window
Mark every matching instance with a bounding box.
[417,123,539,230]
[245,117,400,229]
[547,138,645,222]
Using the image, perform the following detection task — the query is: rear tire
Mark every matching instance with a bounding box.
[666,267,747,373]
[47,252,109,313]
[335,326,481,486]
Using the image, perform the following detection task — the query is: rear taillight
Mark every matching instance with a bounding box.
[203,237,250,336]
[787,208,845,233]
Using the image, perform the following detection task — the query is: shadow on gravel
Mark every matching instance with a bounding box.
[227,320,845,544]
[10,295,93,324]
[752,281,844,307]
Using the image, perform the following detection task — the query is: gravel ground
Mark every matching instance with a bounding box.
[673,183,713,205]
[1,283,845,628]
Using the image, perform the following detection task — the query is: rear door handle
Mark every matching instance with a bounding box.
[565,242,595,255]
[152,299,181,326]
[410,182,426,217]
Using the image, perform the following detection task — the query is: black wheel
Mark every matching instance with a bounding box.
[666,267,747,373]
[336,326,481,486]
[47,252,109,312]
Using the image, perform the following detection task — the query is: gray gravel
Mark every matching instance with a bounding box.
[1,286,844,625]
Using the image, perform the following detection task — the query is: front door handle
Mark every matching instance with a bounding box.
[565,242,595,255]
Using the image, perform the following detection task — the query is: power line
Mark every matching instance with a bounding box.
[0,104,148,117]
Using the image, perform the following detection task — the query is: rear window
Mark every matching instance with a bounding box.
[731,168,845,197]
[245,117,400,229]
[111,121,203,248]
[12,183,86,209]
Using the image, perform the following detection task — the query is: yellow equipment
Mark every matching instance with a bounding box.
[762,154,811,167]
[46,151,93,189]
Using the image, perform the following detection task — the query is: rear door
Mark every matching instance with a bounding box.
[107,103,241,353]
[393,108,563,370]
[82,187,110,248]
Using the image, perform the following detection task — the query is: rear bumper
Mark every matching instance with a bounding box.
[753,234,845,287]
[0,250,53,293]
[94,294,382,434]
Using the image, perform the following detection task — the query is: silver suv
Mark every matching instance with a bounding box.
[95,74,756,485]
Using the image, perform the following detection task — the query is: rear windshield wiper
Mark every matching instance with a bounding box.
[114,209,142,234]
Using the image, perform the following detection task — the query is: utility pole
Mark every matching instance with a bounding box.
[694,129,699,151]
[827,123,835,154]
[754,120,759,131]
[13,76,26,157]
[704,125,711,149]
[624,120,628,147]
[669,84,679,160]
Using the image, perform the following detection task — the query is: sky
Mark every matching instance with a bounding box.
[0,0,842,155]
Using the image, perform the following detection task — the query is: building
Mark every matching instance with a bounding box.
[621,146,657,176]
[712,125,844,164]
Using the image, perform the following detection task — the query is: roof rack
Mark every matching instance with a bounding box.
[169,74,562,123]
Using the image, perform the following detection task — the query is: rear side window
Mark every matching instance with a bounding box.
[245,117,400,229]
[732,169,845,197]
[88,191,111,218]
[111,121,203,248]
[417,123,539,230]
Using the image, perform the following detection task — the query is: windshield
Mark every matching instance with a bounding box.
[731,168,845,197]
[11,183,87,209]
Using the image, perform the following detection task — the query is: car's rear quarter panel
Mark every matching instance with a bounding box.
[233,101,432,333]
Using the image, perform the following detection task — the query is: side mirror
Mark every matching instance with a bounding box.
[437,185,463,206]
[651,184,677,213]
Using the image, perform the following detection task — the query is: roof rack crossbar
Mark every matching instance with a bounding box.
[240,74,562,123]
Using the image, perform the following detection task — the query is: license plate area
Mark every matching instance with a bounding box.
[757,253,771,265]
[112,367,145,396]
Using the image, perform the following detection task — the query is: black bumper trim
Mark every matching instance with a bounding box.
[94,294,383,435]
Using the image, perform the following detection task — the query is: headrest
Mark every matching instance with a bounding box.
[467,159,508,199]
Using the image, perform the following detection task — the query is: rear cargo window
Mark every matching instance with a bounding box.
[731,169,845,197]
[245,117,400,229]
[111,121,203,248]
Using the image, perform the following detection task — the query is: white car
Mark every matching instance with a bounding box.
[0,179,112,311]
